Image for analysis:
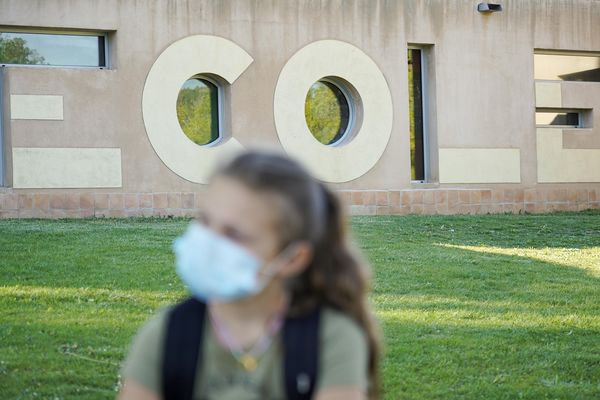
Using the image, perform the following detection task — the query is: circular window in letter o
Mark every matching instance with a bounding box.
[305,79,354,146]
[274,40,393,183]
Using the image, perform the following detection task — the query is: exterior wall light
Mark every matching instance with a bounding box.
[477,3,503,13]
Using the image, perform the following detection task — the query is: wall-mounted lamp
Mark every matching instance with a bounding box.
[477,3,503,13]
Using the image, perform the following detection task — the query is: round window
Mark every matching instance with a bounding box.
[305,79,353,145]
[176,77,220,146]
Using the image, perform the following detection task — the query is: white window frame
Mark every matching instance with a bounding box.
[317,77,357,147]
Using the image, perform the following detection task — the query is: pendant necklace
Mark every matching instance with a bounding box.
[209,299,288,372]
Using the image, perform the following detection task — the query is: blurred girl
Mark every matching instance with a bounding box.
[119,151,380,400]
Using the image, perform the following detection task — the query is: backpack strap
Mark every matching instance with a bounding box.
[283,307,321,400]
[162,298,206,400]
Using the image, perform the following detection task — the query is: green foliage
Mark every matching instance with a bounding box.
[176,82,219,145]
[0,212,599,399]
[305,82,345,145]
[0,34,46,65]
[408,58,417,179]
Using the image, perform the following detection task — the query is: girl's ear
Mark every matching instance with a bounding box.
[279,241,313,279]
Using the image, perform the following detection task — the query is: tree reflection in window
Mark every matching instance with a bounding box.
[0,32,105,67]
[305,80,351,145]
[176,78,220,146]
[0,33,46,65]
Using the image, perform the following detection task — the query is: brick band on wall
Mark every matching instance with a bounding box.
[0,188,599,219]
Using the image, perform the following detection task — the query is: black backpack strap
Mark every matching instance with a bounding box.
[162,298,206,400]
[283,307,321,400]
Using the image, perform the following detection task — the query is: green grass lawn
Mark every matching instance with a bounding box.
[1,212,599,399]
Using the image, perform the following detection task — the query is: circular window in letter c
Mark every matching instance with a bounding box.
[142,35,253,183]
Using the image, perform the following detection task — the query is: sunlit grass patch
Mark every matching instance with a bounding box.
[439,244,600,275]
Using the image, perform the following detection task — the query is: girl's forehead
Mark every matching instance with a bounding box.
[203,176,281,233]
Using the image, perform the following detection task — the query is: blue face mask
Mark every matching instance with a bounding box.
[173,222,269,302]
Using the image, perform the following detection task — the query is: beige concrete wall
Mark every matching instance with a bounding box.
[1,0,599,216]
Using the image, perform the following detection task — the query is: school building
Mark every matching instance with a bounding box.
[1,0,599,218]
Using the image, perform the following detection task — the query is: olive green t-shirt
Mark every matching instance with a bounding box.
[121,306,368,399]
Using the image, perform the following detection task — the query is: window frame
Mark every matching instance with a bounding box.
[305,76,357,147]
[320,77,356,147]
[0,67,4,187]
[0,27,110,69]
[177,74,225,147]
[535,108,593,129]
[534,50,600,83]
[408,46,431,183]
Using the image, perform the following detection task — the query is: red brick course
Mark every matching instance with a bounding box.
[1,187,599,218]
[124,194,139,210]
[139,193,153,208]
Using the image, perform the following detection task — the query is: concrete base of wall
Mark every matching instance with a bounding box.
[1,188,599,219]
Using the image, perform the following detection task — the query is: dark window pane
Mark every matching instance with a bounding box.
[0,32,105,67]
[409,49,425,181]
[176,78,220,146]
[305,81,350,145]
[534,53,600,82]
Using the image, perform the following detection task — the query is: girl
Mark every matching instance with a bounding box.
[119,151,380,400]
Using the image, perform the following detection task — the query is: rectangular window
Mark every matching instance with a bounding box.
[408,48,428,182]
[0,31,107,68]
[0,68,4,187]
[534,52,600,82]
[535,109,592,129]
[536,111,580,127]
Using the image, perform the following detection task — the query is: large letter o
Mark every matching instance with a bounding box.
[142,35,253,183]
[274,40,393,183]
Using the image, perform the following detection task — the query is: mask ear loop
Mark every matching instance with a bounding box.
[258,242,303,279]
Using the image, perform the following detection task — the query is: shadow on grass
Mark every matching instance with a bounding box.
[380,319,600,399]
[353,210,600,250]
[0,300,131,398]
[373,244,599,303]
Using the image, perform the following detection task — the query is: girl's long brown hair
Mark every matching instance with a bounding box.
[217,150,381,399]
